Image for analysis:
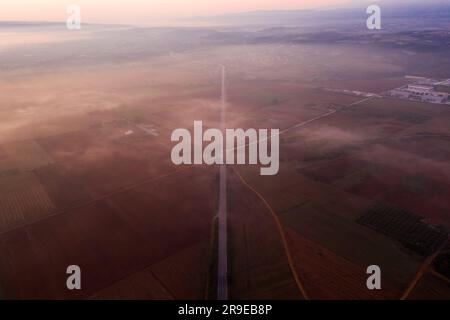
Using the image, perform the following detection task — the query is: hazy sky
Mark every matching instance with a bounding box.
[1,0,353,23]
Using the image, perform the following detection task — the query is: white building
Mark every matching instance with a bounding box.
[387,83,449,104]
[406,85,433,94]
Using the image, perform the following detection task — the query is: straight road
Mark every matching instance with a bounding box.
[217,65,228,300]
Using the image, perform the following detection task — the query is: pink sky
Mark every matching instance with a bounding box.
[1,0,352,23]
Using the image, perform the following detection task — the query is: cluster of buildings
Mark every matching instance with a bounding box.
[386,78,450,105]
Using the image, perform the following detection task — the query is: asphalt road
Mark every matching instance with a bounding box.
[217,65,228,300]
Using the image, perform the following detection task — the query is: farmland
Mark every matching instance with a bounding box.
[0,19,450,300]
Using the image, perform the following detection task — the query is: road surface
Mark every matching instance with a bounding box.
[217,65,228,300]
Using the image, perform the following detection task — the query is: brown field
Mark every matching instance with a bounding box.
[3,140,53,171]
[292,98,450,228]
[0,171,55,232]
[92,242,210,299]
[408,273,450,300]
[227,169,302,299]
[224,92,450,298]
[285,228,398,299]
[0,167,216,299]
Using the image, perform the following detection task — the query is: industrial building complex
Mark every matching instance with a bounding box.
[386,78,450,105]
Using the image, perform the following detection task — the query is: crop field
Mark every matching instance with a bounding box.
[0,147,17,177]
[226,161,434,299]
[92,242,210,299]
[149,242,210,299]
[36,122,176,198]
[33,164,93,211]
[285,228,398,299]
[433,241,450,277]
[0,171,55,232]
[0,166,216,299]
[408,273,450,300]
[3,140,53,171]
[279,199,421,294]
[228,170,302,299]
[240,163,369,221]
[357,203,448,255]
[91,267,174,299]
[228,93,450,299]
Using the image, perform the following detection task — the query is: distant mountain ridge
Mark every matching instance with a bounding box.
[187,2,450,25]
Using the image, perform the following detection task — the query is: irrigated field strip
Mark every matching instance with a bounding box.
[0,184,55,231]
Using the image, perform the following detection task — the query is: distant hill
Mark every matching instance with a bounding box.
[0,21,62,27]
[186,2,450,26]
